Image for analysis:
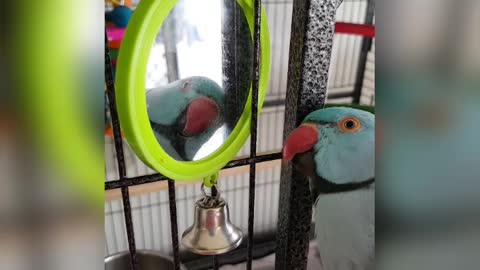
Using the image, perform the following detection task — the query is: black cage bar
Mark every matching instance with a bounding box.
[352,0,375,104]
[105,0,346,269]
[276,0,342,269]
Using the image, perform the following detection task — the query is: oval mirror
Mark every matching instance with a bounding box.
[116,0,270,181]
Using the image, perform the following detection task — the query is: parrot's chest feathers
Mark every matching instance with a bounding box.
[314,186,375,270]
[314,183,374,208]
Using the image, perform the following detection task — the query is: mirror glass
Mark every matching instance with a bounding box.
[145,0,253,161]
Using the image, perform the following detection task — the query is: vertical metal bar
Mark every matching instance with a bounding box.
[340,2,353,86]
[247,0,262,269]
[105,31,138,270]
[352,0,375,104]
[168,179,181,270]
[162,12,180,83]
[269,2,279,98]
[333,4,346,88]
[120,188,138,268]
[223,0,253,131]
[275,0,342,269]
[213,255,220,270]
[347,0,364,84]
[278,1,290,100]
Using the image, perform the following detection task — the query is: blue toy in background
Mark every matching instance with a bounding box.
[105,6,133,28]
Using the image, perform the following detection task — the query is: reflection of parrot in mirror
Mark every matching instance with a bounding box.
[147,76,225,160]
[283,107,375,270]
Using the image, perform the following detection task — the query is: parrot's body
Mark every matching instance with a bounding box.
[314,184,374,270]
[146,76,225,160]
[283,107,375,270]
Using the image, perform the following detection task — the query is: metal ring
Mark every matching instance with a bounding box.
[201,183,220,200]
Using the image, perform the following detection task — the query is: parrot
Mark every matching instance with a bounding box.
[283,107,375,270]
[146,76,225,161]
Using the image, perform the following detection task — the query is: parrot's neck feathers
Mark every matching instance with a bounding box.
[317,176,374,194]
[311,175,374,201]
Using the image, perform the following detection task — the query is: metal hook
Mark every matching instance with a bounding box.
[201,183,221,200]
[203,172,219,188]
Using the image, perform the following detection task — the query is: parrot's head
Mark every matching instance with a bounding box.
[179,95,221,137]
[283,107,375,192]
[181,77,225,137]
[147,76,225,160]
[147,76,224,137]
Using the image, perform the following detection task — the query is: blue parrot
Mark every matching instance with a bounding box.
[146,76,225,161]
[283,107,375,270]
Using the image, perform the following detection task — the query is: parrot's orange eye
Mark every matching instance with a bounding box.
[338,117,361,133]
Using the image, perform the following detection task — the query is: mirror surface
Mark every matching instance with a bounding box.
[145,0,253,161]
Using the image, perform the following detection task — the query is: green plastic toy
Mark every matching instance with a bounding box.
[115,0,271,182]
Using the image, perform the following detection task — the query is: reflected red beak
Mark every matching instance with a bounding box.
[183,97,220,136]
[283,124,318,161]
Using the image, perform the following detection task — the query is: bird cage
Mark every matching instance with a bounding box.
[105,0,375,269]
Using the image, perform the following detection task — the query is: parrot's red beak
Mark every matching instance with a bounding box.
[183,97,220,136]
[283,123,318,162]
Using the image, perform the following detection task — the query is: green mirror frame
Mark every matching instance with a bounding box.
[115,0,271,181]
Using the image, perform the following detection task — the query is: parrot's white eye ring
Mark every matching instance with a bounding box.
[338,117,361,133]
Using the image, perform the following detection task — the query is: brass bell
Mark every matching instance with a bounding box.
[181,185,243,255]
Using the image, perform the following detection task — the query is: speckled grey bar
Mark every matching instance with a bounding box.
[276,1,342,269]
[299,0,342,118]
